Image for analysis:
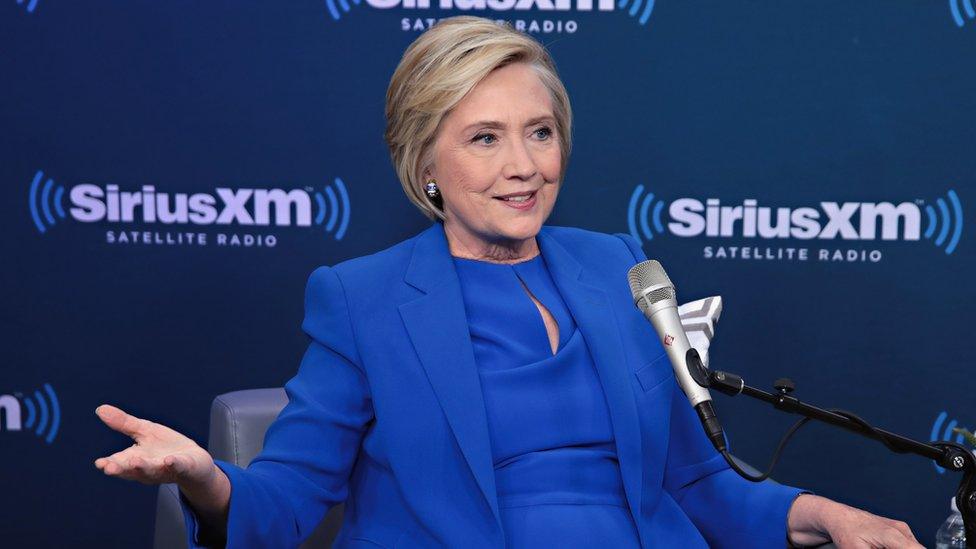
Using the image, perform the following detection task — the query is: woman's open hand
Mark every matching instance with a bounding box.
[95,404,231,536]
[93,404,216,488]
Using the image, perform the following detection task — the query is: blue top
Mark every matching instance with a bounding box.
[453,254,641,547]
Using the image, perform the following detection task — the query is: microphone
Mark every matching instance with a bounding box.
[627,260,727,453]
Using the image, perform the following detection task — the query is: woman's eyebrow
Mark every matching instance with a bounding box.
[462,115,556,132]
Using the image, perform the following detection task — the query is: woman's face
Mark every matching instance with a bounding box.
[426,62,562,256]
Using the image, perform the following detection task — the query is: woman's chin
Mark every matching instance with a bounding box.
[494,220,545,243]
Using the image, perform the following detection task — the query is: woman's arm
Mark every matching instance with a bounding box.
[200,265,373,547]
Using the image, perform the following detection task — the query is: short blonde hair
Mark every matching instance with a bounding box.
[384,16,573,220]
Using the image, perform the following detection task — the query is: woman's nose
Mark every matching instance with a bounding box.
[501,137,539,181]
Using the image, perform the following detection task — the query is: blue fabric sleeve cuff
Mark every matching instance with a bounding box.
[176,459,245,548]
[177,488,208,548]
[778,487,814,549]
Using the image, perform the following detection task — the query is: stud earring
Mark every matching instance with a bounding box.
[425,180,440,199]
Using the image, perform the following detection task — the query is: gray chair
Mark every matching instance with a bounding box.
[153,389,834,549]
[152,388,344,549]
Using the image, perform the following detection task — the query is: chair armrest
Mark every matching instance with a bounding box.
[153,388,288,548]
[153,483,187,549]
[207,388,288,466]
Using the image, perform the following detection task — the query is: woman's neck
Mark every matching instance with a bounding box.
[443,222,540,264]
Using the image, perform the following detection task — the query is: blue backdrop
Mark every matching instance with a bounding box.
[2,1,974,546]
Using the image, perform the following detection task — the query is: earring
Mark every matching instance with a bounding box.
[425,180,440,199]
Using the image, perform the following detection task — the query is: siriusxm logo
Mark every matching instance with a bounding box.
[930,411,970,474]
[626,185,964,256]
[0,383,60,444]
[326,0,657,28]
[28,170,352,241]
[950,0,976,27]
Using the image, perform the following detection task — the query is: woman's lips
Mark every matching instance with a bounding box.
[494,191,537,210]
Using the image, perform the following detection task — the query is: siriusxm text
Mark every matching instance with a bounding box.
[69,185,313,226]
[668,198,921,240]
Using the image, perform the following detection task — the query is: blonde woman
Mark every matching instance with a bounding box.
[96,16,921,548]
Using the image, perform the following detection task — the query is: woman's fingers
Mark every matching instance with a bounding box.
[97,456,125,476]
[96,446,139,470]
[95,404,149,441]
[128,455,174,484]
[95,448,200,486]
[98,454,171,484]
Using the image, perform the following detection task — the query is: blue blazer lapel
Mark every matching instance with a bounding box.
[537,228,646,522]
[397,224,502,526]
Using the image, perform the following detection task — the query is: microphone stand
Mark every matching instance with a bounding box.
[706,369,976,547]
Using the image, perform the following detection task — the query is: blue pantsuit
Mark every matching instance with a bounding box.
[182,223,803,548]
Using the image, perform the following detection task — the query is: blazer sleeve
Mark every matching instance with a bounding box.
[180,265,374,549]
[615,233,805,548]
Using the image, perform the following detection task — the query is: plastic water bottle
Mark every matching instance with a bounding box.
[936,497,966,549]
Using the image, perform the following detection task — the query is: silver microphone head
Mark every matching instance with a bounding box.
[627,260,677,313]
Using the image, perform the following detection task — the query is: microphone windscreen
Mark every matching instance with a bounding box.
[627,260,676,312]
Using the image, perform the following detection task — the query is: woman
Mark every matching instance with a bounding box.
[95,16,923,548]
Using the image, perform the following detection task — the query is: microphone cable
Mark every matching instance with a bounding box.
[721,408,911,483]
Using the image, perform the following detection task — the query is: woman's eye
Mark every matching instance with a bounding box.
[473,133,496,145]
[534,127,553,140]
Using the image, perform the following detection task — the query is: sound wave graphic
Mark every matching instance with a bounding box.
[15,0,40,13]
[28,170,67,234]
[931,410,969,473]
[922,190,963,255]
[950,0,976,27]
[0,383,60,444]
[313,177,352,240]
[324,0,361,21]
[627,184,666,245]
[617,0,655,25]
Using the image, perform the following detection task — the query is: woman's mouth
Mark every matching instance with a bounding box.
[494,191,537,210]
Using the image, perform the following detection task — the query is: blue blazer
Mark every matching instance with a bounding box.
[183,223,802,548]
